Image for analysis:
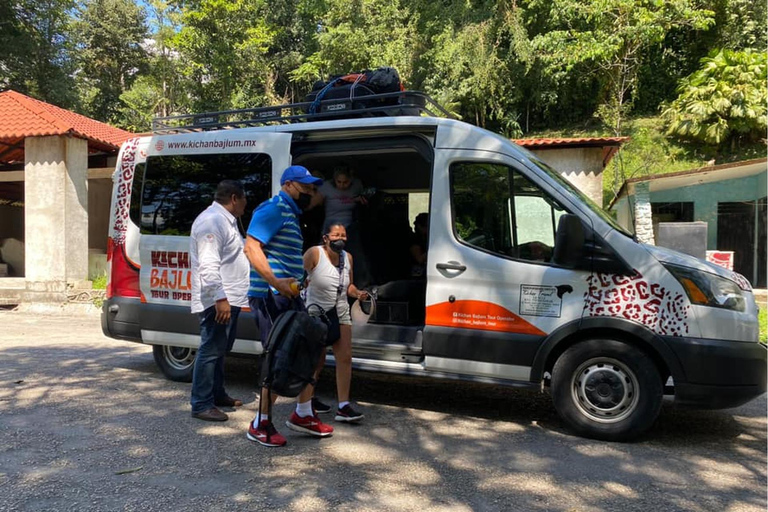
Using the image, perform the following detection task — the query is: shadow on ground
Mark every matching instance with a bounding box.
[0,315,765,511]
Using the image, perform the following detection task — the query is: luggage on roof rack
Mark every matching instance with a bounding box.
[151,90,453,134]
[305,67,405,119]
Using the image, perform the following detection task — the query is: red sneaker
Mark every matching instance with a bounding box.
[286,411,334,437]
[247,420,287,447]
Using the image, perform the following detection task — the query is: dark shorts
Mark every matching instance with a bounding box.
[249,294,304,349]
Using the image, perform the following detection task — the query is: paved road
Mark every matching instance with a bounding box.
[0,310,765,512]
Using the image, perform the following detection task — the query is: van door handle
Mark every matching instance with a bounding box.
[436,262,467,272]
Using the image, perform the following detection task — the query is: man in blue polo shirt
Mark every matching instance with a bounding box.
[244,165,332,447]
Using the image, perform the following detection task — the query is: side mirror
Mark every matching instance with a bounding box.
[552,214,585,268]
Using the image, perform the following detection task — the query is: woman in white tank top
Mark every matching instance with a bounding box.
[303,223,369,422]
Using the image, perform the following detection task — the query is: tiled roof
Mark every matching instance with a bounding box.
[513,136,629,148]
[0,90,133,165]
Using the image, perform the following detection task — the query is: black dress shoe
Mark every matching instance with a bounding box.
[214,396,243,407]
[191,407,228,422]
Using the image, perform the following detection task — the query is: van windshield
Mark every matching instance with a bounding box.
[523,152,635,239]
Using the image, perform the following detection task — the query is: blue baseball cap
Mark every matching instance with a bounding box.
[280,165,323,186]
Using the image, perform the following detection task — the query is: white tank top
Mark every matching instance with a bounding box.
[305,246,350,313]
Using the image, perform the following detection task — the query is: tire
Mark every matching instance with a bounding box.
[152,345,196,382]
[551,339,663,441]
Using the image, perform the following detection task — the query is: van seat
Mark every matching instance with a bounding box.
[371,279,426,325]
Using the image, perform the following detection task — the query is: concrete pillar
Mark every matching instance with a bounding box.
[23,135,89,304]
[633,182,655,245]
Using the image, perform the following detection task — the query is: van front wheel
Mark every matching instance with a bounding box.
[551,339,662,441]
[152,345,196,382]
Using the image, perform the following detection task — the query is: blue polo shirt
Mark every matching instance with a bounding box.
[247,191,304,298]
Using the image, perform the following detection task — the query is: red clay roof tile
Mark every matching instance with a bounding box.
[0,90,133,164]
[513,136,629,148]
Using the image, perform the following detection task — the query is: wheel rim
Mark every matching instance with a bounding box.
[571,357,639,424]
[163,346,196,371]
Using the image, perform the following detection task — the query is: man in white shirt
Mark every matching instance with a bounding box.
[189,180,250,422]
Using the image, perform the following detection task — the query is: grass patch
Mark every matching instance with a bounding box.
[759,308,767,345]
[91,274,107,290]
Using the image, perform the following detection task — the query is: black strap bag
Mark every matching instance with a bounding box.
[260,302,328,398]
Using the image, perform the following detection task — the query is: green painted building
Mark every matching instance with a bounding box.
[609,158,767,288]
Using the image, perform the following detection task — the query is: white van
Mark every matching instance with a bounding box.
[102,93,766,440]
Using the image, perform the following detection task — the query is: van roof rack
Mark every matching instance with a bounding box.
[152,91,454,134]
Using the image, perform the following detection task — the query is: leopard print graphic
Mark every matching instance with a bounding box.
[731,272,752,291]
[584,271,690,337]
[111,138,140,245]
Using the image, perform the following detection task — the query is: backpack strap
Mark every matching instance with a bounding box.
[336,250,346,301]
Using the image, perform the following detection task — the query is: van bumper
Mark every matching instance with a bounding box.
[664,336,767,409]
[101,297,142,342]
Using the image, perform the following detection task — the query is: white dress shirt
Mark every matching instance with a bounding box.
[190,201,250,314]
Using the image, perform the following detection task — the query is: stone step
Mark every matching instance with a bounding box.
[0,278,24,306]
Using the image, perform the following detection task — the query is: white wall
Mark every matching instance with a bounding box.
[530,147,606,206]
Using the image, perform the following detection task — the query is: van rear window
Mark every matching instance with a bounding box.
[140,153,272,236]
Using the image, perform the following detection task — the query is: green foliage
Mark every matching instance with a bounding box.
[662,49,767,149]
[531,0,714,135]
[0,0,78,108]
[759,307,767,344]
[72,0,149,123]
[4,0,764,165]
[715,0,767,51]
[118,76,164,132]
[293,0,417,84]
[91,273,108,290]
[172,0,275,111]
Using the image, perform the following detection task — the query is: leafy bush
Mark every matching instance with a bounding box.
[662,49,767,150]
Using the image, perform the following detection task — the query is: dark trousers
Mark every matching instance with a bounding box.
[190,305,241,413]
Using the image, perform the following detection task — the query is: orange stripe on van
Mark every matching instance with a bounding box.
[426,300,546,336]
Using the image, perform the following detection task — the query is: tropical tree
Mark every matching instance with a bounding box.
[0,0,77,107]
[662,48,767,150]
[173,0,274,111]
[531,0,714,136]
[72,0,149,122]
[291,0,418,89]
[117,0,186,130]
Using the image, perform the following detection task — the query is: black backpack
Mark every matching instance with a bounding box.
[260,306,328,397]
[305,67,405,117]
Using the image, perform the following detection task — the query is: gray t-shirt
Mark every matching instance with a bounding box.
[320,178,364,230]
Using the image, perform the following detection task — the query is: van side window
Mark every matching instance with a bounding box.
[140,153,272,236]
[450,162,567,263]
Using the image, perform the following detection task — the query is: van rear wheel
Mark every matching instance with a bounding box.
[152,345,196,382]
[551,339,663,441]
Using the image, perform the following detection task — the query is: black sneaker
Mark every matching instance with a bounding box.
[335,404,364,423]
[312,397,332,414]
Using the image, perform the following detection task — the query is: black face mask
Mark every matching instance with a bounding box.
[329,239,345,253]
[295,192,312,211]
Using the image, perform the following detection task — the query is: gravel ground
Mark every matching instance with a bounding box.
[0,309,765,512]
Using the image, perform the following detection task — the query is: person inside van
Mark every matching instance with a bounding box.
[303,223,369,422]
[189,180,250,422]
[410,212,429,278]
[244,165,331,448]
[314,165,367,231]
[313,165,371,287]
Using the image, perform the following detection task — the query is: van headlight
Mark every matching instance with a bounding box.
[663,263,746,312]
